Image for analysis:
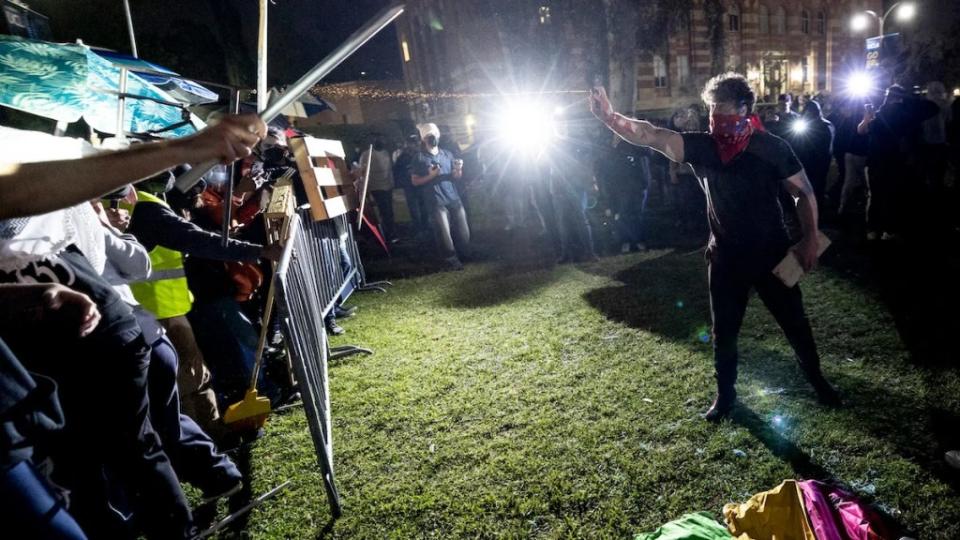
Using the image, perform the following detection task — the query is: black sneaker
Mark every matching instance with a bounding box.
[325,319,345,335]
[444,256,464,271]
[703,391,737,422]
[813,380,843,408]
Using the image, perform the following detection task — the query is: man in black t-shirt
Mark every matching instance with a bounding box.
[411,123,470,270]
[591,72,841,421]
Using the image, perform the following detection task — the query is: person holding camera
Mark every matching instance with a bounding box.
[411,123,470,270]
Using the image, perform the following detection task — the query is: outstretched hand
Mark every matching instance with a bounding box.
[589,86,615,124]
[191,113,268,165]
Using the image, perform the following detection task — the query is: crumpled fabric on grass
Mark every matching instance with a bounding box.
[634,511,733,540]
[723,479,816,540]
[798,480,892,540]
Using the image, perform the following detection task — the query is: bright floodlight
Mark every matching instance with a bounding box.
[497,101,556,152]
[847,71,874,98]
[791,118,809,135]
[850,13,870,32]
[896,3,916,22]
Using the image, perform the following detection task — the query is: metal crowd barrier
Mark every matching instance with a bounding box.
[272,205,386,518]
[274,212,342,518]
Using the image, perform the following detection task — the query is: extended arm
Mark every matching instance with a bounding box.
[590,87,685,162]
[0,114,266,220]
[128,202,265,262]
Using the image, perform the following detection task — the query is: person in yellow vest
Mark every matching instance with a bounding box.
[118,171,281,438]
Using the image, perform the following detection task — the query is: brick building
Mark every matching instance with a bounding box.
[638,0,884,111]
[395,0,882,140]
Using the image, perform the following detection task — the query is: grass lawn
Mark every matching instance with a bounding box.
[228,225,960,539]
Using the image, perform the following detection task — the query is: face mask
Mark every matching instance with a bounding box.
[425,135,438,148]
[709,113,764,164]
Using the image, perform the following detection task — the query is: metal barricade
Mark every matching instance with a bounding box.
[274,212,342,517]
[272,206,382,518]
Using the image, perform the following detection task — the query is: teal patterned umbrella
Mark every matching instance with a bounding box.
[0,35,205,138]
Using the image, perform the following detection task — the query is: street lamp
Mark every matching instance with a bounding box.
[850,2,916,36]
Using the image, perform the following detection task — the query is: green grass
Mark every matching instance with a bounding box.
[232,244,960,538]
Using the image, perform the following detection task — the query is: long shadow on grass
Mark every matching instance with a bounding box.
[439,260,562,308]
[583,250,712,344]
[729,405,831,480]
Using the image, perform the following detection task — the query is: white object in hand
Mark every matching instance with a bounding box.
[772,231,831,287]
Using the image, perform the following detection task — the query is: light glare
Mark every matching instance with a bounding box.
[497,101,556,153]
[847,72,874,98]
[850,13,870,32]
[896,3,916,22]
[791,118,809,135]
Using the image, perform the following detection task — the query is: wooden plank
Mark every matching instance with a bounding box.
[299,137,346,160]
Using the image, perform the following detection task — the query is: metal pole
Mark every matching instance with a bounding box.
[122,0,138,58]
[175,4,405,192]
[221,89,241,247]
[116,67,128,143]
[257,0,269,113]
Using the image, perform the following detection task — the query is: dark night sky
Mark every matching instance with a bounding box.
[27,0,404,86]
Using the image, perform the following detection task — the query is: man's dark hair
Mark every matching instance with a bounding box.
[701,72,756,113]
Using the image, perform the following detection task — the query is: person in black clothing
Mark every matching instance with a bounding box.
[393,134,430,238]
[858,85,940,240]
[791,101,834,216]
[597,137,650,253]
[766,94,802,140]
[550,136,598,263]
[0,286,90,539]
[833,100,871,221]
[0,248,194,539]
[591,72,841,421]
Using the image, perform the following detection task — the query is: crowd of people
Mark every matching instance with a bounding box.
[0,113,362,538]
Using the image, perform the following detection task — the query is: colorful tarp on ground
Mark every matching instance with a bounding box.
[724,480,892,540]
[0,35,204,137]
[634,480,893,540]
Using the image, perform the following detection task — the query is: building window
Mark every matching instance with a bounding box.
[773,6,786,35]
[728,5,740,32]
[653,55,668,88]
[677,55,690,87]
[538,6,551,25]
[816,11,825,35]
[801,10,810,34]
[401,39,411,62]
[758,5,770,34]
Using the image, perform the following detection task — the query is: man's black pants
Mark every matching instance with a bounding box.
[146,331,241,495]
[708,247,825,396]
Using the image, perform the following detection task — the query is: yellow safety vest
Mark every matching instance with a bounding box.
[121,191,194,319]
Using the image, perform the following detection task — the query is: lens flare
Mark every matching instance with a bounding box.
[496,100,557,153]
[791,118,809,135]
[846,72,874,98]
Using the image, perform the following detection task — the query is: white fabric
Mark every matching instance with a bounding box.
[417,122,440,141]
[359,148,394,191]
[0,127,100,272]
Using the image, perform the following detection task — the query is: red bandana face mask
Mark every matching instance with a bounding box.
[709,113,765,164]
